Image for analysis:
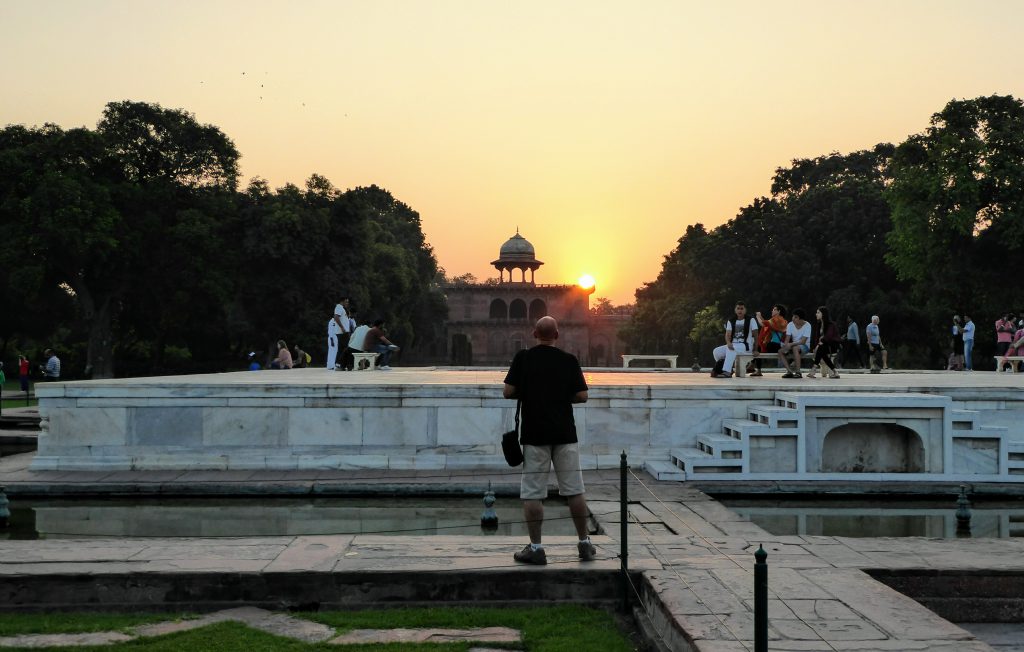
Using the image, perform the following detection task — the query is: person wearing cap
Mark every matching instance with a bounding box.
[327,297,351,370]
[247,352,261,371]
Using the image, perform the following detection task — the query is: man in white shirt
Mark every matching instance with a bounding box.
[962,314,975,371]
[326,297,351,370]
[779,308,811,378]
[710,302,759,378]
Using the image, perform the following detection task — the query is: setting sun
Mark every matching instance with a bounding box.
[578,274,596,289]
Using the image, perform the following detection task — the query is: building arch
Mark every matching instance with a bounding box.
[821,423,925,473]
[509,299,527,320]
[489,298,507,319]
[529,299,547,321]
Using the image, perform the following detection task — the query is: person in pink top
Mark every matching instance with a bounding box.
[1000,319,1024,369]
[996,313,1016,356]
[270,340,293,369]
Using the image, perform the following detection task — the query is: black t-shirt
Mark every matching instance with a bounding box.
[504,345,588,446]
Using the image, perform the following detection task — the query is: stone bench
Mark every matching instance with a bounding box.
[622,354,677,369]
[994,356,1024,372]
[352,352,379,371]
[733,352,758,377]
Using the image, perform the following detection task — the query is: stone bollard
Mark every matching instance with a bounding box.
[0,486,9,528]
[955,484,972,536]
[480,486,498,530]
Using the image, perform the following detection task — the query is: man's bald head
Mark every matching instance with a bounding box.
[534,316,559,342]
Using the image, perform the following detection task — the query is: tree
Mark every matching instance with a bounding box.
[886,95,1024,323]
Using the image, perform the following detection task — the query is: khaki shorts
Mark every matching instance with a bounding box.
[520,443,585,500]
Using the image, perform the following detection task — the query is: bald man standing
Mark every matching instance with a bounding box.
[503,316,595,565]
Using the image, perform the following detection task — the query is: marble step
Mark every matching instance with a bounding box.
[721,418,767,439]
[950,408,982,430]
[696,433,744,459]
[747,404,800,428]
[670,447,743,474]
[644,460,686,482]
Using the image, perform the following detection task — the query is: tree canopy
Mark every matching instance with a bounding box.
[624,96,1024,369]
[0,101,446,377]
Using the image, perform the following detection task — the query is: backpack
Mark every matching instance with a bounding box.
[304,352,312,365]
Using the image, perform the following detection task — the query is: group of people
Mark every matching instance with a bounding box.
[245,298,401,372]
[710,302,888,379]
[948,313,1024,371]
[326,297,400,371]
[6,350,61,390]
[248,341,311,371]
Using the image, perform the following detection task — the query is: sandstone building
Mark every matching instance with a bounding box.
[444,232,629,366]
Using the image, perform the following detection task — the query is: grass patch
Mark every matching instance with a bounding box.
[0,605,637,651]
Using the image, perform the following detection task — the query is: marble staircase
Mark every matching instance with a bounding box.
[646,391,1020,482]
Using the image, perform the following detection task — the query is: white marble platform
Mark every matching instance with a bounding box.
[31,368,1024,475]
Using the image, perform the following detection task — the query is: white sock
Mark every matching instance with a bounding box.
[579,537,591,544]
[530,543,543,551]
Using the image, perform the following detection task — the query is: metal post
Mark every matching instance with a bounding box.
[620,450,629,611]
[754,545,767,652]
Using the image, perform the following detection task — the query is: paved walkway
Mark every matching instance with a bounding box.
[2,460,1023,651]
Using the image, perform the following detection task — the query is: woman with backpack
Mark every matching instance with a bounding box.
[807,306,841,379]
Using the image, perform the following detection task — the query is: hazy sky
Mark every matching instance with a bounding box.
[3,1,1023,304]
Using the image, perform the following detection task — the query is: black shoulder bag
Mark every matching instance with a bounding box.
[501,399,524,467]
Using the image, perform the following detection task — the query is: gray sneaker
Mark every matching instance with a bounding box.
[578,540,597,561]
[513,544,547,565]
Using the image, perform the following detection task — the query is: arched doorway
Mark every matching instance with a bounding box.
[821,423,925,473]
[528,299,547,321]
[489,298,507,319]
[509,299,527,320]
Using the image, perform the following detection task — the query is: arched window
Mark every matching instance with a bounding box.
[529,299,547,321]
[489,298,507,319]
[509,299,527,320]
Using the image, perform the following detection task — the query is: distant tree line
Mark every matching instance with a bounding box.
[623,95,1024,369]
[0,101,446,378]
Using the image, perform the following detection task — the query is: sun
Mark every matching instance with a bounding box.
[577,274,596,289]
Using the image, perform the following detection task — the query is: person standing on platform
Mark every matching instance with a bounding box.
[710,302,759,378]
[503,316,594,565]
[949,316,964,371]
[963,314,976,371]
[841,316,863,369]
[326,297,351,370]
[41,349,61,381]
[18,354,31,394]
[866,315,888,371]
[807,306,841,379]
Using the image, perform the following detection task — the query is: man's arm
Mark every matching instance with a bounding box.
[503,383,518,399]
[571,390,588,404]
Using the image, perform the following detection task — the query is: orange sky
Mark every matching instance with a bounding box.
[3,1,1024,304]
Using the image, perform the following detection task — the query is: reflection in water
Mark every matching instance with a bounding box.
[719,497,1024,538]
[1,497,582,540]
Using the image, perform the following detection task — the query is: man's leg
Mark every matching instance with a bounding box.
[711,345,727,376]
[326,336,338,369]
[723,343,746,377]
[524,499,544,543]
[965,340,974,370]
[376,344,392,367]
[567,494,590,539]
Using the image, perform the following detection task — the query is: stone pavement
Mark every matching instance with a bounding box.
[2,468,1023,650]
[0,606,521,648]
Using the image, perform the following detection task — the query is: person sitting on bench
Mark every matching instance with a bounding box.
[779,308,811,378]
[711,302,759,378]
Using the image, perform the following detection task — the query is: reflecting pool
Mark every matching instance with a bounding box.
[719,496,1024,538]
[1,496,582,540]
